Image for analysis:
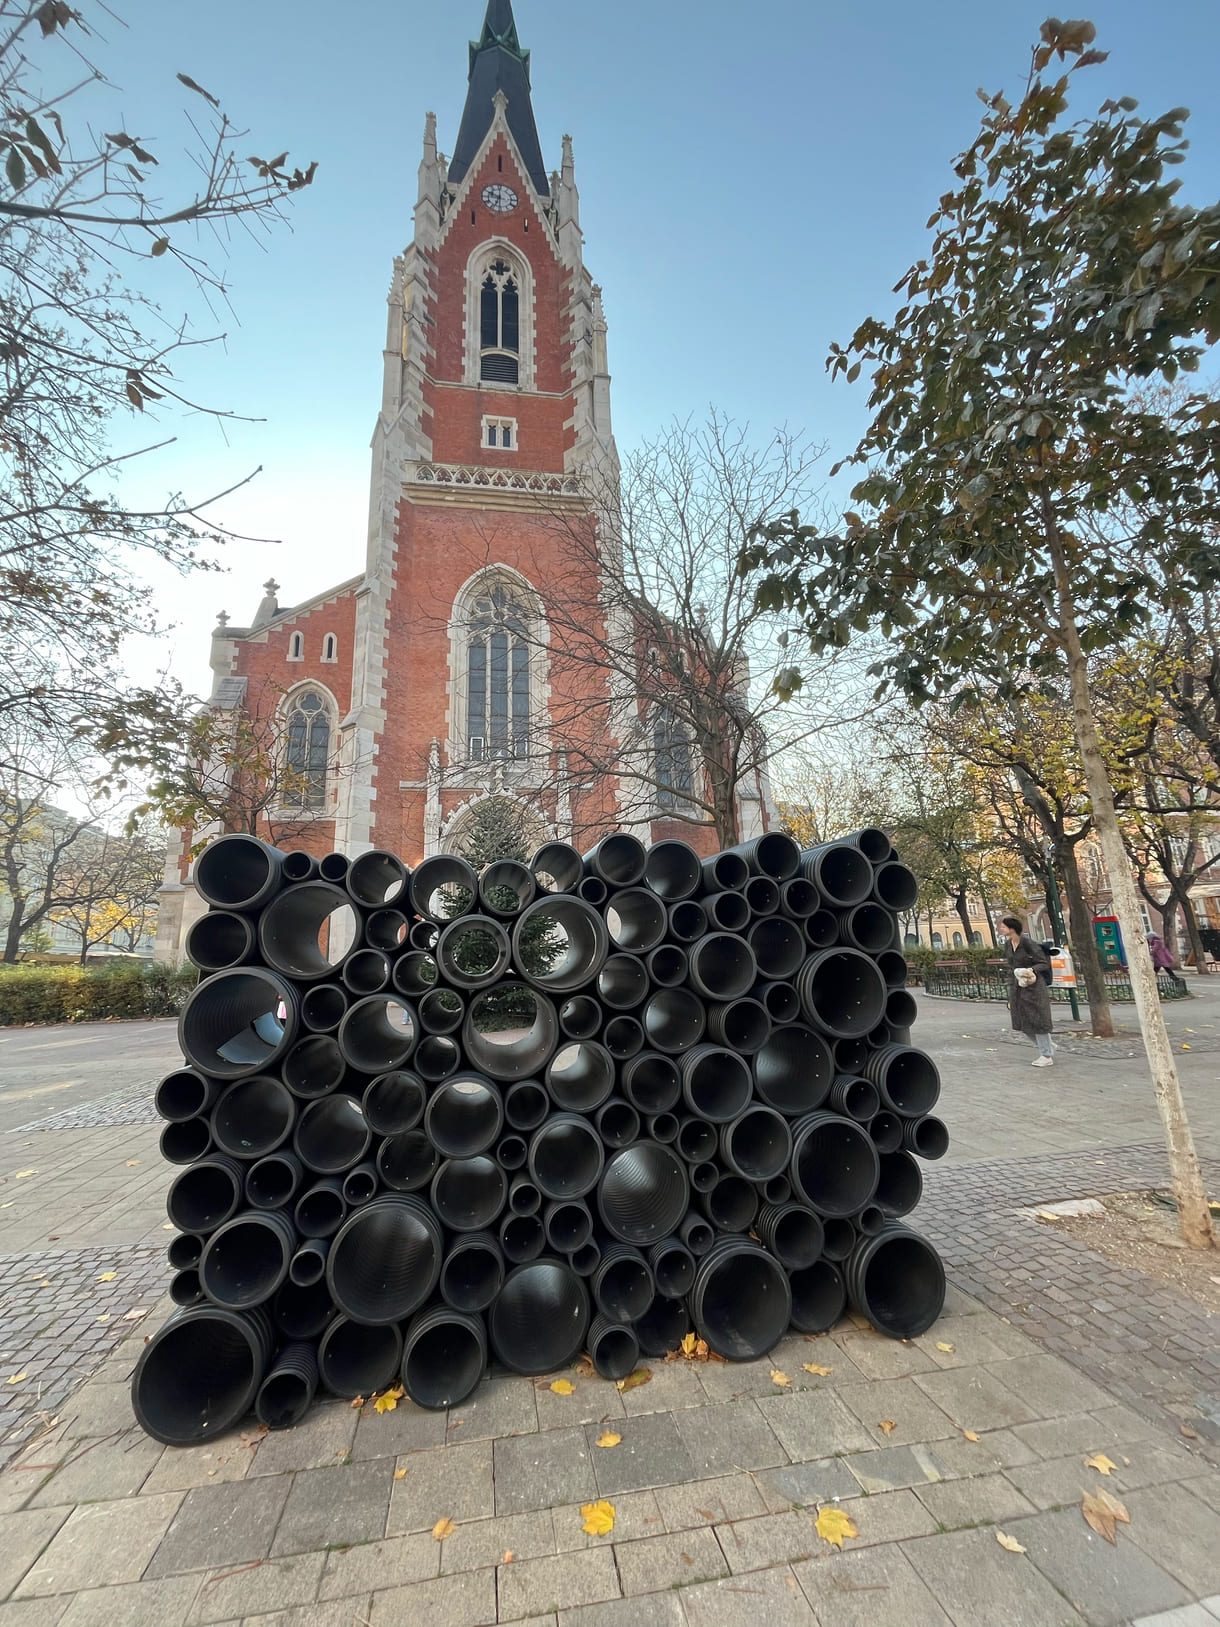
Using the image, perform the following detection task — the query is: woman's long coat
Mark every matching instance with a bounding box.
[1006,935,1054,1037]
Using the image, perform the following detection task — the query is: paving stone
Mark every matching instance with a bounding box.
[697,1356,799,1402]
[910,1365,1041,1432]
[1010,1413,1132,1460]
[1189,1474,1220,1515]
[0,1601,68,1627]
[903,1525,1087,1626]
[1006,1506,1191,1627]
[140,1432,254,1494]
[187,1552,325,1624]
[29,1427,161,1506]
[368,1568,496,1627]
[653,1473,770,1529]
[617,1359,709,1415]
[842,1442,951,1494]
[756,1457,859,1506]
[553,1490,663,1552]
[1130,1608,1220,1627]
[918,1427,1038,1479]
[533,1374,625,1432]
[144,1479,289,1578]
[497,1546,620,1617]
[16,1494,180,1595]
[55,1577,202,1627]
[680,1561,818,1627]
[503,1616,557,1627]
[613,1525,728,1594]
[1087,1404,1165,1444]
[57,1381,138,1440]
[832,1331,939,1380]
[1124,1481,1220,1596]
[673,1399,788,1475]
[387,1439,494,1531]
[828,1487,939,1547]
[914,1469,1038,1529]
[244,1600,372,1627]
[586,1412,694,1495]
[444,1375,538,1441]
[829,1376,961,1448]
[493,1428,595,1517]
[1006,1453,1116,1511]
[317,1532,438,1599]
[717,1509,821,1572]
[250,1405,357,1476]
[270,1458,394,1555]
[794,1544,953,1627]
[560,1593,684,1627]
[437,1508,555,1573]
[986,1354,1113,1417]
[351,1398,446,1461]
[754,1390,874,1461]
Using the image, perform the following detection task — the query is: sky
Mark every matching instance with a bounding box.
[66,0,1220,696]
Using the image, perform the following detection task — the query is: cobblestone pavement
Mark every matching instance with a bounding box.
[9,1081,160,1133]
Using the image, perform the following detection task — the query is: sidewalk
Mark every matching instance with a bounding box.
[0,997,1215,1627]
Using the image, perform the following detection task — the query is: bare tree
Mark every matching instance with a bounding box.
[49,818,165,963]
[0,724,93,960]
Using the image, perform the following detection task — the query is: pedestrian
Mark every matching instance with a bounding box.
[1146,932,1175,972]
[1000,915,1055,1067]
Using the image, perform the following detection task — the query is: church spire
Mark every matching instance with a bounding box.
[448,0,549,198]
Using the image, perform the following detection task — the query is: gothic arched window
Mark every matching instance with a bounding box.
[466,585,531,761]
[284,689,331,809]
[480,258,520,385]
[654,707,694,810]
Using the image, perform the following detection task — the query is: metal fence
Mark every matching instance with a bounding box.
[923,964,1191,1003]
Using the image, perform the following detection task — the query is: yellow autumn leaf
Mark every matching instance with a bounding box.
[14,1170,34,1180]
[1081,1487,1130,1545]
[680,1332,697,1357]
[549,1378,575,1396]
[502,1549,514,1563]
[996,1531,1026,1553]
[803,1363,832,1377]
[97,1314,110,1324]
[573,1354,596,1379]
[595,1431,621,1448]
[936,1342,955,1353]
[394,1468,407,1480]
[125,1160,140,1167]
[815,1505,858,1549]
[432,1516,456,1541]
[161,1222,175,1230]
[616,1367,652,1393]
[580,1499,616,1536]
[1085,1453,1117,1476]
[771,1369,791,1387]
[878,1419,897,1436]
[96,1272,117,1283]
[962,1430,980,1443]
[6,1372,27,1385]
[374,1384,404,1414]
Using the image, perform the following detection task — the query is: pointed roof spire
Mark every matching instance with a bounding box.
[449,0,549,197]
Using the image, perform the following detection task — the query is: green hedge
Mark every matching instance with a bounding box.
[0,963,198,1026]
[902,943,1005,984]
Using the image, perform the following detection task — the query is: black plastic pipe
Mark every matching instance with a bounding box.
[588,1314,639,1381]
[779,878,819,920]
[592,1242,653,1322]
[377,1130,439,1193]
[872,860,918,912]
[706,997,770,1054]
[798,842,873,909]
[544,1198,593,1254]
[414,1035,461,1082]
[788,1259,847,1334]
[903,1115,949,1161]
[835,903,895,956]
[170,1268,205,1307]
[281,1034,345,1100]
[131,1304,273,1445]
[301,984,348,1034]
[489,1258,590,1375]
[718,1105,792,1182]
[327,1195,443,1324]
[826,1074,881,1124]
[156,1069,217,1124]
[342,949,392,996]
[605,887,667,952]
[728,832,801,882]
[166,1154,245,1234]
[440,1230,504,1312]
[211,1075,295,1159]
[886,988,918,1030]
[675,1115,717,1164]
[559,995,601,1040]
[747,917,805,980]
[546,1039,614,1112]
[621,1052,681,1114]
[834,1035,870,1073]
[643,1111,676,1144]
[289,1238,329,1287]
[365,908,409,953]
[187,911,255,973]
[258,883,357,980]
[178,967,296,1081]
[479,860,536,919]
[437,916,511,989]
[634,1293,691,1357]
[805,909,839,949]
[667,900,707,945]
[363,1071,426,1135]
[410,854,478,922]
[844,826,893,864]
[569,1239,600,1276]
[756,1201,824,1270]
[318,1316,403,1399]
[409,919,439,951]
[704,888,750,933]
[845,1224,945,1339]
[529,1113,604,1199]
[294,1178,347,1239]
[789,1112,880,1217]
[282,851,318,883]
[402,1305,487,1410]
[319,853,350,884]
[584,832,646,888]
[645,944,688,988]
[854,1203,887,1237]
[431,1156,507,1232]
[426,1075,504,1158]
[496,1134,528,1170]
[392,951,438,1000]
[167,1232,203,1271]
[338,994,417,1074]
[648,1237,696,1298]
[876,950,909,992]
[508,1176,542,1216]
[700,1172,758,1233]
[875,1150,924,1217]
[199,1209,296,1310]
[680,1044,752,1122]
[700,851,749,894]
[679,1212,714,1256]
[347,849,409,909]
[643,839,701,902]
[273,1279,336,1340]
[754,980,801,1026]
[577,875,609,907]
[796,949,888,1039]
[745,875,780,917]
[863,1044,942,1117]
[821,1217,855,1262]
[603,1015,644,1060]
[689,1238,791,1360]
[463,983,558,1081]
[295,1094,370,1175]
[504,1079,549,1131]
[868,1111,904,1154]
[641,987,705,1054]
[256,1341,318,1430]
[246,1150,303,1211]
[687,934,757,1000]
[194,835,285,912]
[594,1098,640,1149]
[763,1175,792,1205]
[160,1118,213,1165]
[530,841,584,895]
[596,953,649,1010]
[500,1212,545,1264]
[342,1162,379,1207]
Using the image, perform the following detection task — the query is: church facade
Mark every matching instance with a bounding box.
[156,0,771,962]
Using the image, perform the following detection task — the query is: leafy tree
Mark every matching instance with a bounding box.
[0,1,315,732]
[743,20,1219,1246]
[50,819,165,964]
[0,724,93,960]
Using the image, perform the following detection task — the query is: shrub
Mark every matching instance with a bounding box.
[903,943,1004,985]
[0,963,198,1026]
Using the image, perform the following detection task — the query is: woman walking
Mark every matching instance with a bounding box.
[1000,916,1055,1067]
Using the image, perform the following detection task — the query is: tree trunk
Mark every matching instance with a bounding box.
[1057,839,1115,1037]
[977,877,998,946]
[1179,897,1208,973]
[3,909,23,963]
[1046,499,1214,1249]
[953,888,974,946]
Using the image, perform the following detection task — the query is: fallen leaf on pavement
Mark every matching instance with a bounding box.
[394,1468,406,1480]
[161,1222,174,1230]
[125,1160,140,1167]
[502,1549,514,1563]
[996,1531,1026,1553]
[1036,1210,1061,1222]
[878,1420,897,1436]
[815,1506,858,1549]
[349,1396,365,1410]
[374,1384,404,1414]
[6,1372,27,1385]
[1180,1423,1198,1441]
[617,1367,652,1393]
[1081,1487,1130,1544]
[549,1379,575,1396]
[1085,1453,1117,1476]
[96,1314,110,1323]
[96,1272,116,1283]
[771,1370,790,1387]
[432,1516,456,1541]
[14,1171,34,1180]
[803,1363,832,1377]
[121,1308,146,1321]
[936,1342,955,1353]
[962,1430,980,1442]
[580,1499,616,1536]
[595,1431,621,1448]
[573,1354,596,1379]
[680,1332,697,1357]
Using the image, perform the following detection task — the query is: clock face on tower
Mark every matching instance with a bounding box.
[481,183,518,214]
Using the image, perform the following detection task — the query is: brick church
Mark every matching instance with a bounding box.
[156,0,773,961]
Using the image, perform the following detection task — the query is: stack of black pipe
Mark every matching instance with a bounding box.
[133,827,947,1447]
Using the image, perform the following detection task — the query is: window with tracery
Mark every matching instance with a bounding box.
[654,707,694,809]
[284,690,331,809]
[480,258,520,384]
[466,585,530,760]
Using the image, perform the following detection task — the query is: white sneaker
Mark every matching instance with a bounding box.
[1031,1055,1053,1067]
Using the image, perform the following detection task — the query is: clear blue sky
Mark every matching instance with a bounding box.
[83,0,1220,693]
